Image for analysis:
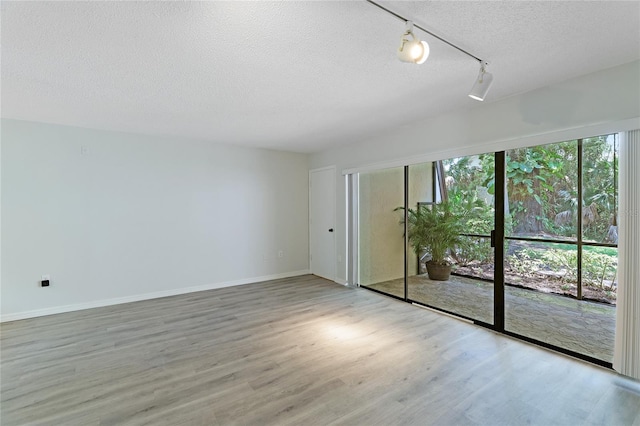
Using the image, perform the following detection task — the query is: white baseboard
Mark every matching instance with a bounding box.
[0,270,311,323]
[334,278,348,286]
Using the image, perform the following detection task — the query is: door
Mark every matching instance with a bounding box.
[310,167,336,280]
[408,155,497,326]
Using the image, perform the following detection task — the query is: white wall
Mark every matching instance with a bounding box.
[1,119,310,320]
[312,60,640,283]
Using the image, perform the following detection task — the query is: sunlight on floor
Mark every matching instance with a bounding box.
[323,323,363,341]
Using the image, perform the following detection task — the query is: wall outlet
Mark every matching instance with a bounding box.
[41,275,50,287]
[277,250,284,258]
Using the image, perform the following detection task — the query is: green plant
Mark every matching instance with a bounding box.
[396,201,466,266]
[443,157,496,266]
[507,250,542,277]
[542,249,577,282]
[443,137,618,243]
[581,251,618,290]
[534,247,618,290]
[454,236,493,267]
[584,245,617,257]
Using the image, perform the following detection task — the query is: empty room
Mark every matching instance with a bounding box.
[1,1,640,425]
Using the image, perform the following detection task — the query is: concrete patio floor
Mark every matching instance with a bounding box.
[366,274,615,363]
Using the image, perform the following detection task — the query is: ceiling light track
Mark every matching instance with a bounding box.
[365,0,483,63]
[365,0,494,101]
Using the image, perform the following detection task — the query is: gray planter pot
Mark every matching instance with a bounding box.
[426,261,452,281]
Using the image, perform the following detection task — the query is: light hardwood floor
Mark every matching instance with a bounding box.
[1,275,639,425]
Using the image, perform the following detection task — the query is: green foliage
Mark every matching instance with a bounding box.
[582,136,618,242]
[584,245,617,257]
[416,156,497,266]
[547,243,616,257]
[396,201,466,265]
[507,246,617,291]
[541,250,577,282]
[454,236,493,267]
[507,250,542,278]
[445,137,618,242]
[440,138,619,293]
[448,192,494,235]
[582,251,618,290]
[506,141,577,235]
[442,155,495,266]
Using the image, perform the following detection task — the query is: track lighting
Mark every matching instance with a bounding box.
[366,0,495,101]
[397,21,430,65]
[468,61,493,101]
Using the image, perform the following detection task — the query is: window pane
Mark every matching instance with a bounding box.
[582,135,619,244]
[505,241,616,362]
[506,141,578,241]
[358,167,405,298]
[506,240,577,297]
[407,162,434,277]
[582,246,618,304]
[444,154,495,281]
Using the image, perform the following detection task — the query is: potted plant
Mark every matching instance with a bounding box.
[396,201,465,281]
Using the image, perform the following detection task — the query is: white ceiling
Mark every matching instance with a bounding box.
[2,1,639,153]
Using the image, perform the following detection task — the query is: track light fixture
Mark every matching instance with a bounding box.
[397,21,430,64]
[468,62,494,101]
[365,0,494,101]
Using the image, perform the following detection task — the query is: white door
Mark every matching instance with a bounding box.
[310,167,336,281]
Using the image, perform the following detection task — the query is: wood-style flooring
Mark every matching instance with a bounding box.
[1,275,639,425]
[368,274,616,362]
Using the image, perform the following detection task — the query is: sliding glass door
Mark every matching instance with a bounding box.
[352,133,618,365]
[358,167,405,299]
[406,156,495,325]
[503,137,618,363]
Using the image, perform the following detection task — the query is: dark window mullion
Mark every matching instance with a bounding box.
[582,241,617,248]
[577,139,583,300]
[404,165,409,302]
[460,233,492,238]
[504,236,578,245]
[494,151,506,331]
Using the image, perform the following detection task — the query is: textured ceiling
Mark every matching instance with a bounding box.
[2,1,639,153]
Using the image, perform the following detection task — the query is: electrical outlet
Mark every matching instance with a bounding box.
[41,275,50,287]
[277,250,284,258]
